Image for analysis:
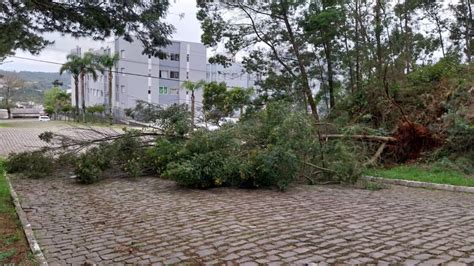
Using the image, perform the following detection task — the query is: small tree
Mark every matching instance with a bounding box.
[182,80,206,129]
[44,87,71,119]
[0,75,23,119]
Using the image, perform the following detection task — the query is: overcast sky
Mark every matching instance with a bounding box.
[0,0,203,73]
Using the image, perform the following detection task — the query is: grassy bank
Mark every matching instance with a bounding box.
[365,165,474,187]
[0,160,35,264]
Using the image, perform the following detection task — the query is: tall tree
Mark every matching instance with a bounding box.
[449,0,473,62]
[97,52,120,124]
[60,55,82,117]
[197,0,320,121]
[304,0,345,109]
[0,1,173,58]
[182,80,206,129]
[79,53,101,122]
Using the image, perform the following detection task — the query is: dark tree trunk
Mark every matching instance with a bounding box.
[281,7,319,121]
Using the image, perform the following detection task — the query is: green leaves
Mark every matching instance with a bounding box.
[0,1,172,57]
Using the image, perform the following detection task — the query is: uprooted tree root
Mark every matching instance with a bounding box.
[388,121,440,162]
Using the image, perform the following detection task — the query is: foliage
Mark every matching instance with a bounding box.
[407,57,461,85]
[0,1,173,58]
[44,86,71,116]
[5,151,53,179]
[203,81,253,124]
[86,104,105,114]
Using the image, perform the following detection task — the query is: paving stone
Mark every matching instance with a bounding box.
[7,153,474,265]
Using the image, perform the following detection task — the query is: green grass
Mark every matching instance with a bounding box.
[0,159,35,264]
[365,165,474,187]
[0,160,12,213]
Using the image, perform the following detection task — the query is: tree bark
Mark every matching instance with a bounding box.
[191,90,195,130]
[74,76,80,119]
[108,69,113,124]
[465,0,472,63]
[6,86,11,119]
[80,72,86,122]
[374,0,383,79]
[281,7,319,121]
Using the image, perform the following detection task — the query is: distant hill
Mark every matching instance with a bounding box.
[0,70,70,104]
[0,70,70,90]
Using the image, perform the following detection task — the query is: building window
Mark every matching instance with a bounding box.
[120,49,125,58]
[159,70,169,79]
[170,88,178,94]
[121,85,125,93]
[186,71,189,79]
[159,86,169,95]
[148,89,151,94]
[158,52,168,60]
[170,53,180,61]
[170,71,179,79]
[186,54,190,62]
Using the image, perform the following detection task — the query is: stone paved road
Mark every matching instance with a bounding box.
[0,119,124,156]
[11,176,474,265]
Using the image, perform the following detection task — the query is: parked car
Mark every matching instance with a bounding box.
[38,115,51,122]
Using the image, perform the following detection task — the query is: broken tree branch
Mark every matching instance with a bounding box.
[320,134,397,142]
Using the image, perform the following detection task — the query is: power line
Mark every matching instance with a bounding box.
[10,56,203,83]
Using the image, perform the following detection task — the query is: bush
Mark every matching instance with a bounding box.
[74,146,112,184]
[239,146,298,190]
[147,139,184,174]
[5,151,54,179]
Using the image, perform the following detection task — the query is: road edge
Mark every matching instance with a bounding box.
[6,175,48,266]
[363,175,474,194]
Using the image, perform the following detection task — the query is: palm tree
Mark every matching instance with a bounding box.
[182,80,206,129]
[60,54,81,118]
[97,52,119,124]
[79,52,101,122]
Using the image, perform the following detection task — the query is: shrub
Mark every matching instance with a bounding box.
[73,145,113,183]
[5,151,54,179]
[147,139,184,174]
[75,153,102,184]
[239,146,298,190]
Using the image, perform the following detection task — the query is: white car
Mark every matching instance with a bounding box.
[38,115,50,122]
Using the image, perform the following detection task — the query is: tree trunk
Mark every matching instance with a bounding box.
[324,41,335,109]
[6,87,11,119]
[374,0,383,79]
[191,91,195,129]
[355,0,361,91]
[74,77,80,120]
[403,3,411,74]
[108,69,113,125]
[433,14,445,57]
[465,0,472,63]
[281,8,319,121]
[80,72,86,122]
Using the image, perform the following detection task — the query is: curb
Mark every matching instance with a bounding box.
[6,175,48,266]
[363,175,474,194]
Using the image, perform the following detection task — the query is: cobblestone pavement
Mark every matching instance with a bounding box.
[11,176,474,265]
[0,119,123,156]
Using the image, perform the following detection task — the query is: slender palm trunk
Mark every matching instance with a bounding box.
[108,69,113,124]
[80,72,86,122]
[74,77,79,120]
[191,91,195,129]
